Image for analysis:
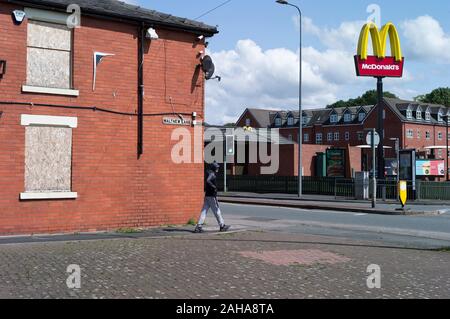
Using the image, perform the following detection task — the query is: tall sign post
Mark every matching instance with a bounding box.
[224,134,235,193]
[366,129,380,208]
[355,22,405,181]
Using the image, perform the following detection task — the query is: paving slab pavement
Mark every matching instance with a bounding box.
[0,229,450,299]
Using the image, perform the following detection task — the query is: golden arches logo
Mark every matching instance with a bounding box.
[357,22,403,62]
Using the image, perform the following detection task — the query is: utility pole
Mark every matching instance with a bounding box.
[377,77,385,180]
[371,128,377,208]
[276,0,303,198]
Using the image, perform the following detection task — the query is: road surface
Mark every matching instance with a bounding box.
[219,202,450,249]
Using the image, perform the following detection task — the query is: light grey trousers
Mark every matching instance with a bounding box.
[197,197,225,227]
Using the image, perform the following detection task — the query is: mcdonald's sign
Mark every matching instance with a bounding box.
[354,22,404,78]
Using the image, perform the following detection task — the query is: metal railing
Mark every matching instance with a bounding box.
[217,175,450,201]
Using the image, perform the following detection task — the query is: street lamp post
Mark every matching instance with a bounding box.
[276,0,303,197]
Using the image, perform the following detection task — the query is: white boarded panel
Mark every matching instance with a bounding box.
[27,20,71,51]
[25,126,73,192]
[27,47,71,88]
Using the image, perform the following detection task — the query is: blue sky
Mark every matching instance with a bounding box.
[127,0,450,124]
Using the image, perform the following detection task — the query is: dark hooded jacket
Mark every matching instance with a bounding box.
[205,163,219,197]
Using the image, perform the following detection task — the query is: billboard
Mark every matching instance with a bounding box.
[416,160,445,176]
[326,149,346,177]
[355,22,404,78]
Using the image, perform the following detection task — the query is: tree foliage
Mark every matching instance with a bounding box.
[415,88,450,107]
[327,90,398,108]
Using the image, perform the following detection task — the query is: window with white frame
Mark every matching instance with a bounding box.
[302,116,308,125]
[24,8,77,96]
[425,110,431,121]
[357,132,364,141]
[406,109,413,119]
[287,116,294,126]
[330,113,338,123]
[417,130,421,139]
[345,132,350,141]
[304,133,309,142]
[20,114,78,200]
[327,132,333,141]
[407,129,414,139]
[334,132,340,141]
[344,112,352,123]
[316,133,323,144]
[438,132,443,140]
[245,118,251,127]
[275,117,282,127]
[438,112,444,123]
[426,131,431,140]
[358,112,365,122]
[416,109,422,120]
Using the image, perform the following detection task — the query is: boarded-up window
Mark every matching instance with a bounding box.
[20,114,77,200]
[27,20,72,89]
[25,126,72,192]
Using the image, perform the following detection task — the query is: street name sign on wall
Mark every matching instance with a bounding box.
[163,117,192,126]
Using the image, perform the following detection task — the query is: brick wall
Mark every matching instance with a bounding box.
[0,1,207,235]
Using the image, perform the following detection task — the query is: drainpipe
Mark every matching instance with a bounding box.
[138,23,145,158]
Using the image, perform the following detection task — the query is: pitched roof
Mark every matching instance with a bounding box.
[383,97,449,124]
[245,108,278,128]
[236,98,450,129]
[13,0,218,35]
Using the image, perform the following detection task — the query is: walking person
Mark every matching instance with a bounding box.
[194,162,231,233]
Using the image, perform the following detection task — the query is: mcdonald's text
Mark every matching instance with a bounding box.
[354,55,404,77]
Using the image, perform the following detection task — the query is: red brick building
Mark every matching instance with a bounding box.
[236,98,450,178]
[0,0,217,235]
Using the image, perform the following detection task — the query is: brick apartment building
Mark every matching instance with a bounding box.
[235,98,450,178]
[0,0,217,235]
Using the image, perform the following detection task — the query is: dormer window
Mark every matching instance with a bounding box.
[330,113,338,123]
[438,112,444,123]
[406,109,413,119]
[344,112,352,123]
[358,112,365,122]
[425,110,431,121]
[302,116,308,125]
[275,117,282,127]
[287,116,294,126]
[245,118,251,127]
[416,107,422,120]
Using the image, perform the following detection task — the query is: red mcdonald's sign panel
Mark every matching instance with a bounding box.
[354,55,404,77]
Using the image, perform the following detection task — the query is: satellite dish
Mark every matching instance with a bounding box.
[201,55,215,80]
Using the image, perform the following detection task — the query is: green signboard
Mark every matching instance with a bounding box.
[326,149,346,177]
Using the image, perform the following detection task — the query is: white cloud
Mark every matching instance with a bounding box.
[205,39,364,124]
[303,17,366,51]
[401,15,450,63]
[205,16,449,124]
